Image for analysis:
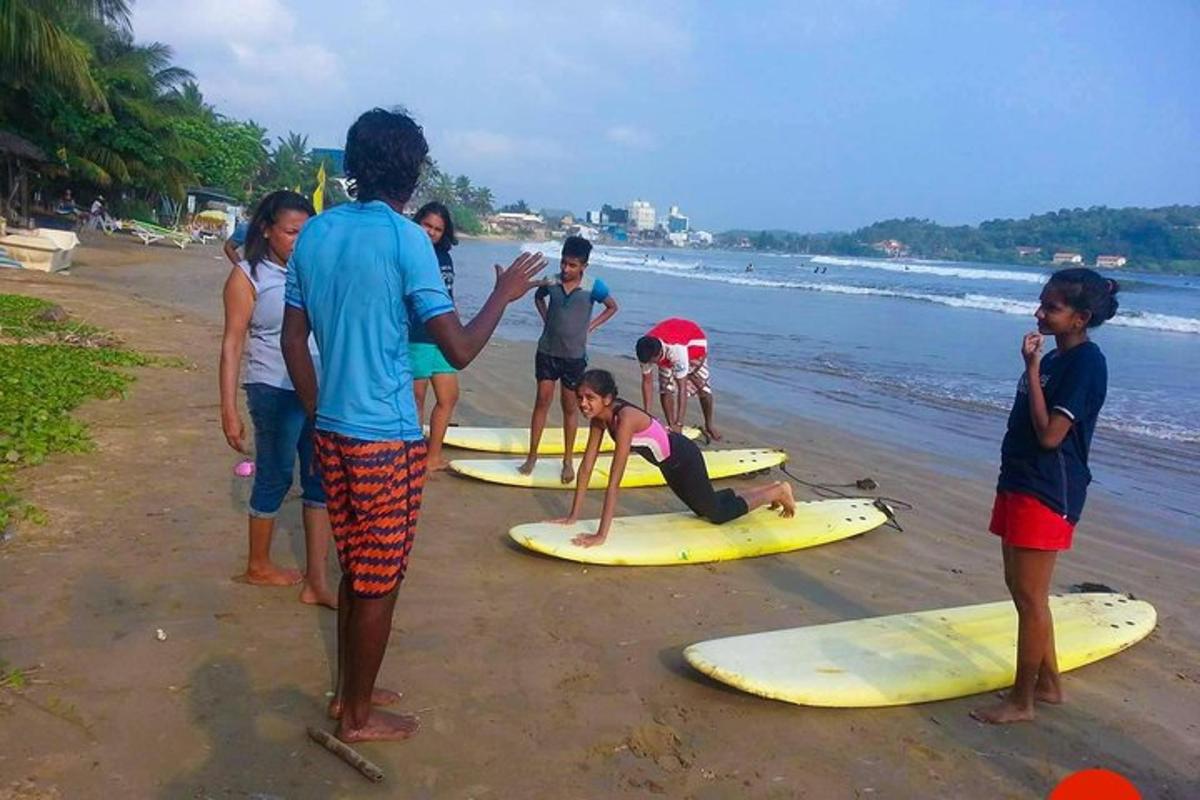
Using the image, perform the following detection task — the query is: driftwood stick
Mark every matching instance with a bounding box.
[306,726,385,783]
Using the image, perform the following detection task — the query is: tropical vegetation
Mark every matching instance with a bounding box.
[0,1,495,225]
[718,206,1200,274]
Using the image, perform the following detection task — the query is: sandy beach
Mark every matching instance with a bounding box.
[1,237,1197,798]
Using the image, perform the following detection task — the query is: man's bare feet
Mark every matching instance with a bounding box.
[517,457,537,476]
[704,425,722,442]
[327,687,404,719]
[300,583,338,609]
[428,458,451,472]
[235,565,303,586]
[1034,675,1064,704]
[335,709,420,742]
[560,461,575,485]
[773,482,796,517]
[970,698,1035,724]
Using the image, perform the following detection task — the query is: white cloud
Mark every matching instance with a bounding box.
[441,130,568,164]
[134,0,296,45]
[132,0,344,126]
[606,125,656,150]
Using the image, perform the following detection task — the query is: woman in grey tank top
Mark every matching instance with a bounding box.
[218,191,336,608]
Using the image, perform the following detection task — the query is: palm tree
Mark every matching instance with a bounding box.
[0,0,130,109]
[468,186,494,216]
[266,131,311,191]
[167,80,215,120]
[453,174,472,205]
[59,24,195,198]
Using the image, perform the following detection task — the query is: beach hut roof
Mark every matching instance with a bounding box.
[0,131,48,162]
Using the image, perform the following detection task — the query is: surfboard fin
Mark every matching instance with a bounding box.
[874,498,903,532]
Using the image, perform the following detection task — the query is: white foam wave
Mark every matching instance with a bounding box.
[586,258,1200,335]
[594,251,701,270]
[811,255,1046,284]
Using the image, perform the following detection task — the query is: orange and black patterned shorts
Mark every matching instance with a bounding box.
[314,431,428,598]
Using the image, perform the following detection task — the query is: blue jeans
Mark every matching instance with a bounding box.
[244,383,325,517]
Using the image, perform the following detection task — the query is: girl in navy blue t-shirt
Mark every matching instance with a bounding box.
[972,268,1119,725]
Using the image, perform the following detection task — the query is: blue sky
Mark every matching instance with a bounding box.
[132,0,1199,232]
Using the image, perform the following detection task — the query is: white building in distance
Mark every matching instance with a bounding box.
[628,199,656,231]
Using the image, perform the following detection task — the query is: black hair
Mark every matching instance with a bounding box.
[344,107,429,205]
[561,235,592,262]
[1046,268,1120,328]
[635,336,662,364]
[580,369,618,398]
[413,201,457,249]
[244,190,315,276]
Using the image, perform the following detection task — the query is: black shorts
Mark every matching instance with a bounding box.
[535,351,587,390]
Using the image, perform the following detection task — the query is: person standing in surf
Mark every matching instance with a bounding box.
[282,107,546,743]
[517,236,619,483]
[636,317,721,441]
[550,369,795,548]
[971,268,1119,725]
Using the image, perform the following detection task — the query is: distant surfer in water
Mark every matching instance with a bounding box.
[746,262,754,272]
[971,268,1119,725]
[549,369,795,548]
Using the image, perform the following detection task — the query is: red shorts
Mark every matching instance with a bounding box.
[989,490,1074,551]
[315,432,428,598]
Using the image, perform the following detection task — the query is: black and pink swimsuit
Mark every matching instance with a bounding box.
[607,400,748,525]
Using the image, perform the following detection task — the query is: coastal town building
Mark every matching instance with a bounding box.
[488,212,546,236]
[628,199,656,231]
[872,239,907,257]
[688,230,714,245]
[1052,252,1084,264]
[601,204,628,225]
[1015,246,1041,257]
[667,205,690,233]
[1095,255,1128,268]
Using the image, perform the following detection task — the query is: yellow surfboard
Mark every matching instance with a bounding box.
[684,593,1156,707]
[509,499,887,565]
[434,425,701,455]
[448,448,787,489]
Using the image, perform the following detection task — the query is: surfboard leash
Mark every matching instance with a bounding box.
[777,464,912,532]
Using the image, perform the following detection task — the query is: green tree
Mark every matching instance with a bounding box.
[0,0,130,110]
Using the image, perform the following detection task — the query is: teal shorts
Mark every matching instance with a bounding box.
[409,342,456,379]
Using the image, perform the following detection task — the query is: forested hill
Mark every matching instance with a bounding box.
[718,206,1200,273]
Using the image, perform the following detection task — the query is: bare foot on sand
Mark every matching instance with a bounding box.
[970,698,1035,724]
[234,565,303,586]
[1034,676,1065,704]
[336,709,420,743]
[299,583,338,609]
[560,461,575,485]
[428,459,451,472]
[327,688,404,719]
[704,425,722,442]
[517,457,537,476]
[770,482,796,517]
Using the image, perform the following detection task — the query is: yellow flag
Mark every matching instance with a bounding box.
[312,163,327,213]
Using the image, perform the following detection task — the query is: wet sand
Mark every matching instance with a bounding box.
[0,236,1197,798]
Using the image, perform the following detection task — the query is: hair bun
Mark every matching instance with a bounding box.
[1105,278,1121,296]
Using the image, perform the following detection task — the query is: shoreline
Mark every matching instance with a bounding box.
[460,233,1200,278]
[1,237,1196,796]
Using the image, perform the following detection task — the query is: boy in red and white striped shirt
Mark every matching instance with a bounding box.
[635,317,720,441]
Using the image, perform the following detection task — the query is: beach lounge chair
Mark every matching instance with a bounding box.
[129,220,190,249]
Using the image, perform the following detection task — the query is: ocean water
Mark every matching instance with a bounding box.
[450,240,1200,538]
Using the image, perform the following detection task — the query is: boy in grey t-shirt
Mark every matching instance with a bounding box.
[518,236,619,482]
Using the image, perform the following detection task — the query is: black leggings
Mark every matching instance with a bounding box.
[657,433,749,525]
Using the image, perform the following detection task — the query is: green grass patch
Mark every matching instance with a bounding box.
[0,294,156,530]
